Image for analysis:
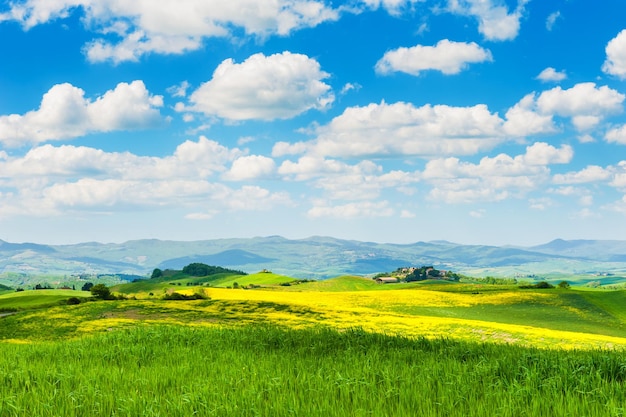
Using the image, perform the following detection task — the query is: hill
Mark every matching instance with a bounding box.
[1,236,626,280]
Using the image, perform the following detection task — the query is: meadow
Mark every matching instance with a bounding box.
[2,273,626,416]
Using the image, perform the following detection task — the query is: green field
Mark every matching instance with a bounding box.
[0,289,91,311]
[3,273,626,416]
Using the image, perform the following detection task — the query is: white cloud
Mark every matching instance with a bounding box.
[546,11,560,31]
[469,209,485,218]
[606,124,626,144]
[503,93,556,137]
[340,83,361,95]
[187,52,334,121]
[603,29,626,79]
[604,195,626,215]
[505,83,625,134]
[0,81,163,147]
[536,67,566,82]
[0,137,240,181]
[522,142,573,165]
[609,162,626,190]
[279,156,418,201]
[578,134,595,144]
[552,165,611,184]
[422,142,571,203]
[222,186,292,211]
[307,200,394,218]
[447,0,529,41]
[400,209,416,218]
[274,101,505,159]
[529,197,553,210]
[223,155,277,181]
[375,39,492,76]
[167,81,191,98]
[2,0,339,63]
[0,137,296,217]
[279,156,373,181]
[354,0,422,16]
[536,83,624,119]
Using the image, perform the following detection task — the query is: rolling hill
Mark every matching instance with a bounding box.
[0,236,625,280]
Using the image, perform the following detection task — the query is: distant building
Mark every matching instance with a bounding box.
[375,277,399,284]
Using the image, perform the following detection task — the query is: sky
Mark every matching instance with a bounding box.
[1,0,626,246]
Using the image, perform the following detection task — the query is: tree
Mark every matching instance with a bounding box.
[90,284,112,300]
[151,268,163,279]
[557,281,571,289]
[81,282,94,292]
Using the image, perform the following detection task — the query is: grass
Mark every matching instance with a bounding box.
[3,283,626,349]
[4,278,626,415]
[110,271,293,296]
[0,289,91,311]
[1,326,626,417]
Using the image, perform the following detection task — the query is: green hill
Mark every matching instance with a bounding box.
[0,289,91,310]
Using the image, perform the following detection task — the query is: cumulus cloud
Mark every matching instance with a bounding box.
[186,52,334,121]
[0,81,163,147]
[422,142,572,203]
[608,162,626,190]
[2,0,339,63]
[223,155,277,181]
[354,0,422,16]
[447,0,529,41]
[503,93,556,137]
[279,156,418,201]
[307,200,394,218]
[0,137,295,217]
[0,137,240,181]
[552,166,611,184]
[273,101,505,159]
[505,83,624,134]
[605,124,626,144]
[536,67,566,82]
[603,29,626,79]
[536,83,624,119]
[375,40,492,76]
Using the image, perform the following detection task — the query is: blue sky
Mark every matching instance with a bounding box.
[1,0,626,246]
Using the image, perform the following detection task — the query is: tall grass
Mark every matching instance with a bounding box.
[1,326,625,416]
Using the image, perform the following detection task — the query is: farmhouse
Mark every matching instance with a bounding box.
[375,277,399,284]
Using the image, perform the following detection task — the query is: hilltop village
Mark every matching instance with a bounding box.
[374,266,460,284]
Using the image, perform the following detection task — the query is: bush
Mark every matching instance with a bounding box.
[162,292,208,301]
[90,284,114,300]
[519,281,555,289]
[66,297,82,305]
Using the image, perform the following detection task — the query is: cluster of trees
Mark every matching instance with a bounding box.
[519,281,570,290]
[405,267,460,282]
[151,263,246,279]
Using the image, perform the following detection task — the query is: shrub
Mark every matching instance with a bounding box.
[90,284,114,300]
[519,281,555,289]
[66,297,82,305]
[162,292,208,301]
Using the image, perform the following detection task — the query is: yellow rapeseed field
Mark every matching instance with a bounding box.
[8,285,625,350]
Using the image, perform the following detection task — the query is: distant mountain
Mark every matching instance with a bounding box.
[0,236,626,279]
[159,249,275,270]
[530,239,626,261]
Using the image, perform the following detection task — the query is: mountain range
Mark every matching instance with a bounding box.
[1,236,626,280]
